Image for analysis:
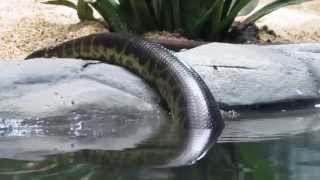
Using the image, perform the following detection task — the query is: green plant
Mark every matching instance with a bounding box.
[39,0,309,41]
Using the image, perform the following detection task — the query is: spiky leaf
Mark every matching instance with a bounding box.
[77,0,95,21]
[40,0,77,9]
[90,0,128,32]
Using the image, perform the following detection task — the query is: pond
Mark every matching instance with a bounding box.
[0,99,319,180]
[0,131,318,180]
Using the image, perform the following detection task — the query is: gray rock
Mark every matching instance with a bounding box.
[176,43,320,142]
[0,43,320,160]
[0,59,169,160]
[177,43,319,106]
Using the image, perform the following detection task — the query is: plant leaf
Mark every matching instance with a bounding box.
[77,0,95,21]
[239,0,310,29]
[150,0,163,22]
[238,0,259,16]
[221,0,234,19]
[219,0,251,34]
[162,0,174,31]
[211,0,225,35]
[40,0,77,9]
[154,0,174,31]
[181,0,219,37]
[171,0,182,30]
[128,0,157,33]
[90,0,128,32]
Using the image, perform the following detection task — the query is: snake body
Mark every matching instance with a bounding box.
[25,33,224,167]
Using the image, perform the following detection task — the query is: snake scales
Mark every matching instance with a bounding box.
[25,33,224,167]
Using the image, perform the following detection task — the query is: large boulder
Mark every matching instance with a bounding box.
[0,43,320,160]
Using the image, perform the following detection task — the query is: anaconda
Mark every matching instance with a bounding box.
[25,33,224,167]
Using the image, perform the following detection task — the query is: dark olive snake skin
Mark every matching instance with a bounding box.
[25,33,224,167]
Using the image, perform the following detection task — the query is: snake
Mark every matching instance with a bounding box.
[25,32,224,167]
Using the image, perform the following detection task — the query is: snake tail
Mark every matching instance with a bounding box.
[25,33,224,167]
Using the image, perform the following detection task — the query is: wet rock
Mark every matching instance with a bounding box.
[0,59,168,160]
[0,43,320,159]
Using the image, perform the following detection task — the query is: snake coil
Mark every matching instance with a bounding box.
[26,33,224,167]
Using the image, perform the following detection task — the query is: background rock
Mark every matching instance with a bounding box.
[177,43,320,106]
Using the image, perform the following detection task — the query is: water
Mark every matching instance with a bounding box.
[0,131,319,180]
[0,102,320,179]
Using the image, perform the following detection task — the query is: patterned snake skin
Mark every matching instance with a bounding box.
[25,33,224,167]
